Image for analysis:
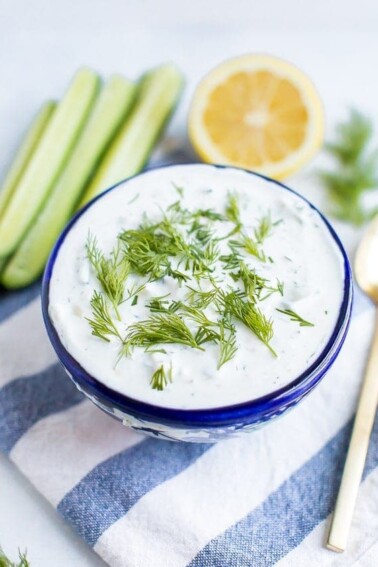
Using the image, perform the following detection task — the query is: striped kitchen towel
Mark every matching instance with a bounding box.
[1,226,377,565]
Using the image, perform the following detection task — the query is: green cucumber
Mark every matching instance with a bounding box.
[80,63,184,206]
[0,68,100,258]
[1,75,136,288]
[0,257,6,276]
[0,101,56,220]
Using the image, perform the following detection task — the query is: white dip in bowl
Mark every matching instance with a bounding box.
[48,164,345,410]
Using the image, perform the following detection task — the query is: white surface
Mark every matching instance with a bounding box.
[1,0,378,564]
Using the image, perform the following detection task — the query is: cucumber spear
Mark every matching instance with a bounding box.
[0,68,100,258]
[0,101,56,220]
[2,75,137,288]
[80,63,184,206]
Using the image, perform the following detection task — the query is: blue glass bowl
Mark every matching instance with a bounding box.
[42,165,353,443]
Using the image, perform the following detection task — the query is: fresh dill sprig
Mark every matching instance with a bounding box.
[86,234,130,319]
[123,280,148,303]
[254,213,273,244]
[193,209,225,222]
[194,325,220,346]
[146,295,182,314]
[123,312,202,355]
[188,219,214,245]
[177,303,217,327]
[150,364,173,391]
[217,322,238,369]
[319,109,378,225]
[0,548,29,567]
[229,233,266,262]
[276,308,314,327]
[231,261,266,301]
[277,280,285,296]
[146,298,216,328]
[260,279,285,301]
[120,210,218,281]
[219,250,244,270]
[217,290,276,356]
[185,285,218,308]
[225,192,242,230]
[86,291,124,342]
[172,182,184,197]
[119,228,175,279]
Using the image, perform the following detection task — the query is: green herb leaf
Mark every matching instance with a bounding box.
[86,290,124,342]
[150,364,173,390]
[218,290,276,356]
[217,322,238,369]
[229,234,266,262]
[225,192,242,229]
[185,285,218,309]
[123,312,202,354]
[276,308,314,327]
[86,234,130,319]
[0,547,30,567]
[319,109,378,225]
[231,261,267,301]
[254,213,273,244]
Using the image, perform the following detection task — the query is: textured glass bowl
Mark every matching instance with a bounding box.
[42,165,353,443]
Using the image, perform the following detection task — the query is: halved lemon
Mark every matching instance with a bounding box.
[188,54,324,179]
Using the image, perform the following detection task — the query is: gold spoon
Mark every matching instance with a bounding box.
[327,215,378,552]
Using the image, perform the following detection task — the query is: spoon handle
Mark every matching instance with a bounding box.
[327,308,378,552]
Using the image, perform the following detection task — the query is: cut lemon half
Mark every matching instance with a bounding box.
[188,54,324,179]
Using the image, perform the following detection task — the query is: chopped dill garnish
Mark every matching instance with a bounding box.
[86,234,130,319]
[229,234,266,262]
[123,281,147,303]
[276,308,314,327]
[195,325,220,346]
[185,286,218,308]
[172,182,184,197]
[217,290,276,356]
[86,291,124,342]
[84,188,317,390]
[254,213,273,244]
[146,295,179,313]
[260,279,285,301]
[0,547,30,567]
[127,193,140,205]
[231,261,266,301]
[122,312,202,356]
[177,303,216,327]
[277,280,285,296]
[150,364,173,391]
[225,192,242,229]
[217,322,238,369]
[219,250,243,270]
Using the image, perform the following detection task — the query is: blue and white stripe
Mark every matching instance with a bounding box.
[1,279,377,566]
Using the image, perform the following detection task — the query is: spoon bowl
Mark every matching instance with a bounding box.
[355,215,378,304]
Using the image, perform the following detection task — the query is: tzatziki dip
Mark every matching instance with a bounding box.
[49,164,345,410]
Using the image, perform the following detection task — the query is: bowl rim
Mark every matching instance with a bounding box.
[42,163,353,427]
